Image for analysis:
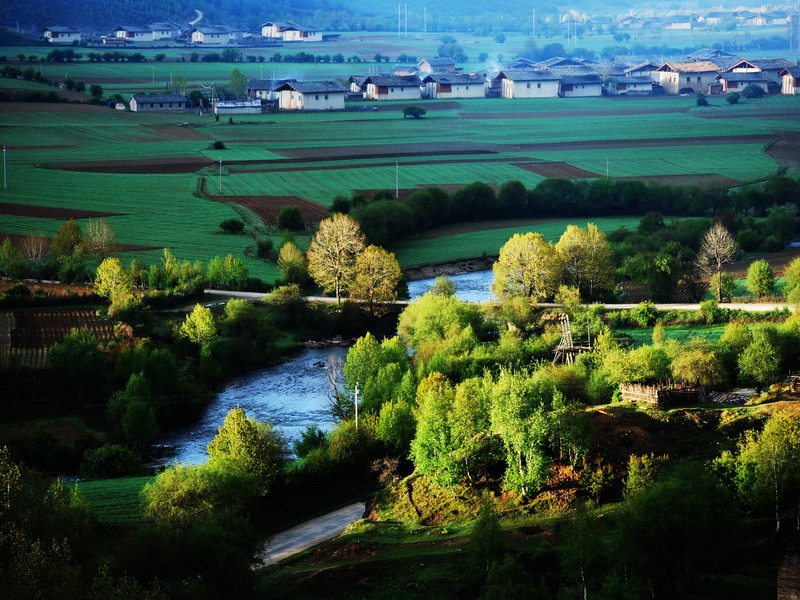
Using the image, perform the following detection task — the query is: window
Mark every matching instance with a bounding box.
[537,83,541,88]
[697,77,701,82]
[526,83,531,89]
[390,88,394,92]
[325,94,328,99]
[315,95,319,100]
[686,76,691,82]
[159,103,163,107]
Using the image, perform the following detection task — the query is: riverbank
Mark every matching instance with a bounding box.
[403,256,496,281]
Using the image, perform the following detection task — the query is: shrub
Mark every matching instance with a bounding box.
[211,140,226,150]
[695,93,708,106]
[255,238,275,259]
[80,444,141,478]
[629,301,657,326]
[219,218,244,234]
[741,84,765,99]
[726,92,740,105]
[402,105,426,119]
[277,205,304,231]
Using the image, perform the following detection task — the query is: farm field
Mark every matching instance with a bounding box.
[74,476,152,525]
[614,324,728,347]
[1,90,798,281]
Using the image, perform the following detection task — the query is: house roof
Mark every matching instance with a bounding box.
[780,67,800,77]
[247,78,291,90]
[149,22,181,29]
[610,76,653,84]
[275,80,347,93]
[717,72,773,82]
[45,25,80,33]
[193,26,230,35]
[657,61,720,73]
[504,57,539,69]
[731,58,793,71]
[624,62,658,74]
[558,73,603,85]
[116,25,152,33]
[539,56,585,68]
[363,75,420,87]
[421,73,484,85]
[685,48,738,60]
[261,21,298,28]
[130,94,188,103]
[495,69,559,82]
[420,57,456,67]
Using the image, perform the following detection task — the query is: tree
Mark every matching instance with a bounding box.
[402,105,426,118]
[430,275,456,296]
[51,219,83,259]
[179,304,218,353]
[695,223,737,302]
[784,257,800,304]
[207,407,288,494]
[0,236,25,278]
[726,92,740,104]
[219,218,244,234]
[470,498,504,577]
[746,259,775,299]
[122,399,158,453]
[277,205,304,231]
[94,257,133,301]
[670,340,725,401]
[491,232,558,301]
[307,213,366,302]
[555,223,614,300]
[277,242,308,285]
[709,272,736,302]
[48,328,109,402]
[206,254,248,288]
[738,335,780,392]
[228,68,247,97]
[350,245,402,314]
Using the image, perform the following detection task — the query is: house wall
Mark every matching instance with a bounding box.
[262,25,280,37]
[117,30,155,41]
[366,83,420,100]
[561,83,602,97]
[665,22,691,29]
[278,90,344,110]
[609,82,652,95]
[782,74,799,95]
[659,70,717,94]
[45,31,81,43]
[502,79,559,98]
[151,29,176,40]
[130,99,187,112]
[192,31,229,44]
[426,82,485,99]
[721,79,768,92]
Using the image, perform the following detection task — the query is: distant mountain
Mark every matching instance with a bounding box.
[1,0,349,31]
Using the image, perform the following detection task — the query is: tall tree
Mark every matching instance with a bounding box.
[491,232,558,301]
[179,304,218,354]
[50,219,83,259]
[350,245,402,314]
[746,259,775,299]
[82,219,116,258]
[277,242,308,285]
[94,257,133,302]
[307,213,365,302]
[695,223,737,302]
[555,223,614,300]
[670,340,725,401]
[737,335,780,392]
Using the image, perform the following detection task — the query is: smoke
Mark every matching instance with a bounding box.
[188,10,203,26]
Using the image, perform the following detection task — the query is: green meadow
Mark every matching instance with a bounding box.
[75,476,152,525]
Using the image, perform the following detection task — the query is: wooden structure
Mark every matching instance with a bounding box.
[789,374,800,393]
[619,381,702,408]
[549,314,592,365]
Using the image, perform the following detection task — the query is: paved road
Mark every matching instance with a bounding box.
[257,502,365,567]
[204,290,794,312]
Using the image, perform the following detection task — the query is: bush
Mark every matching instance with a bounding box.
[629,301,657,326]
[402,105,426,119]
[80,444,141,479]
[726,92,740,105]
[255,238,275,259]
[741,84,765,99]
[277,205,304,231]
[219,218,244,234]
[695,93,708,106]
[211,140,226,150]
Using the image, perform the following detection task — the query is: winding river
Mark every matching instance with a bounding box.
[158,270,494,464]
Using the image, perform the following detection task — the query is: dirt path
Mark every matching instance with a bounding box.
[258,503,365,567]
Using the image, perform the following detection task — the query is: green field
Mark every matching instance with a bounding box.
[75,475,152,525]
[614,324,728,347]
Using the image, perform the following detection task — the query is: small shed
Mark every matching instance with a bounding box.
[418,57,457,73]
[274,80,347,110]
[213,100,262,114]
[129,94,190,112]
[362,75,421,101]
[421,73,485,99]
[44,26,81,44]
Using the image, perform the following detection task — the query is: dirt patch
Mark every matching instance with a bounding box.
[513,161,600,179]
[723,247,800,278]
[216,195,330,228]
[142,124,211,141]
[766,130,800,167]
[460,107,690,119]
[9,308,116,349]
[0,202,124,220]
[617,173,741,189]
[231,156,529,174]
[0,280,95,296]
[0,421,86,446]
[0,232,159,253]
[48,156,212,174]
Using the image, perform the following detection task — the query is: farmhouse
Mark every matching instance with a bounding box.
[539,56,587,69]
[247,78,291,101]
[149,23,181,40]
[624,62,659,81]
[213,100,262,114]
[261,21,322,41]
[663,15,694,30]
[115,25,155,42]
[129,94,190,112]
[348,75,368,95]
[363,75,421,101]
[190,26,232,44]
[606,76,653,95]
[421,73,485,99]
[656,61,720,94]
[716,71,771,93]
[504,57,539,70]
[393,65,418,76]
[557,73,603,97]
[780,67,800,95]
[494,69,560,99]
[274,80,347,110]
[44,26,81,44]
[418,58,457,73]
[728,58,793,83]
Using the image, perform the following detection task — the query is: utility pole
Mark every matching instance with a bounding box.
[398,4,401,37]
[218,158,223,193]
[424,6,427,33]
[532,9,536,38]
[404,4,408,38]
[354,382,359,429]
[3,146,6,190]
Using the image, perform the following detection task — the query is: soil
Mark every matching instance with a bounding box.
[0,232,159,253]
[0,202,124,220]
[142,124,211,141]
[513,161,600,178]
[213,194,330,228]
[460,107,691,119]
[0,280,95,296]
[617,173,741,189]
[723,247,800,278]
[766,130,800,167]
[48,156,213,174]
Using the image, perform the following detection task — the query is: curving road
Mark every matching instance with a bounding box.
[257,502,365,567]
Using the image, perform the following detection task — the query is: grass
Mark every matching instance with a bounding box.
[74,475,153,525]
[392,216,641,266]
[614,324,728,347]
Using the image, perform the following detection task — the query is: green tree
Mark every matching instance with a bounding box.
[122,399,158,454]
[94,257,133,301]
[470,498,504,577]
[430,275,456,296]
[783,257,800,303]
[492,232,558,301]
[307,213,366,302]
[206,254,248,288]
[51,218,83,259]
[49,328,109,403]
[228,68,247,96]
[670,340,725,401]
[555,223,615,300]
[219,218,244,233]
[179,304,218,353]
[402,105,426,118]
[397,291,483,351]
[738,335,780,392]
[350,245,402,314]
[277,205,304,231]
[0,236,25,278]
[746,259,775,299]
[277,241,308,285]
[207,407,288,495]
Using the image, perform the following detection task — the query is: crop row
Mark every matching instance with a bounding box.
[10,309,116,348]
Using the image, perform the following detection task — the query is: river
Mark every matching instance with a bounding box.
[158,270,494,464]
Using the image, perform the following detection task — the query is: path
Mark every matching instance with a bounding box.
[257,502,365,567]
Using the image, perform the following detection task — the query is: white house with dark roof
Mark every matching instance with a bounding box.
[716,71,771,93]
[44,26,81,44]
[275,80,347,110]
[149,23,181,40]
[624,62,660,81]
[494,70,560,98]
[363,75,421,101]
[261,21,322,41]
[780,67,800,95]
[115,25,155,42]
[213,99,262,114]
[129,94,190,112]
[606,76,653,95]
[421,73,485,99]
[190,26,231,44]
[556,73,603,97]
[663,15,694,30]
[728,58,793,84]
[418,58,457,73]
[656,61,721,94]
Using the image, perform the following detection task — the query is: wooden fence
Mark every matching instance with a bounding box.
[619,381,702,408]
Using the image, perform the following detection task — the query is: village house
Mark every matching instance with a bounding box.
[44,26,81,44]
[115,25,155,42]
[418,58,457,73]
[656,61,720,94]
[539,57,587,69]
[274,80,347,110]
[716,71,771,93]
[149,23,181,40]
[348,75,368,96]
[421,73,486,99]
[728,58,793,84]
[129,94,190,112]
[557,73,603,97]
[261,21,322,41]
[213,99,262,114]
[780,67,800,95]
[503,57,539,70]
[701,11,732,26]
[190,26,232,44]
[393,65,418,77]
[624,62,660,81]
[606,76,653,95]
[247,78,291,101]
[663,15,694,30]
[494,69,560,99]
[362,75,421,101]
